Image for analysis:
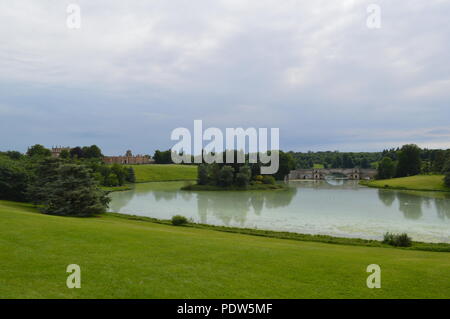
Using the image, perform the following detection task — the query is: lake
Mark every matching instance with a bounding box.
[108,180,450,243]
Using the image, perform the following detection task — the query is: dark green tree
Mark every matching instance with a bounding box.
[377,157,396,179]
[218,166,234,187]
[70,147,84,159]
[273,151,296,180]
[236,165,251,187]
[26,144,51,158]
[83,145,103,158]
[126,167,136,183]
[40,164,110,216]
[396,144,421,177]
[197,164,209,185]
[0,156,30,202]
[59,149,70,159]
[27,157,62,205]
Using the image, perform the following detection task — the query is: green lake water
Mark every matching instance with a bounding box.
[108,180,450,243]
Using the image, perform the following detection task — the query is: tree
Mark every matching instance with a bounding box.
[70,147,84,159]
[218,166,234,187]
[27,157,63,205]
[0,156,30,202]
[342,154,355,168]
[83,145,103,159]
[59,149,70,159]
[236,165,251,187]
[396,144,421,177]
[126,167,136,183]
[2,151,23,160]
[273,151,296,180]
[197,164,209,185]
[443,158,450,188]
[40,164,110,217]
[331,155,343,168]
[26,144,51,158]
[153,150,173,164]
[359,157,370,169]
[432,150,446,173]
[377,157,396,179]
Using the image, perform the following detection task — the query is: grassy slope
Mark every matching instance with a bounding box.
[128,164,197,183]
[1,201,449,299]
[362,175,450,192]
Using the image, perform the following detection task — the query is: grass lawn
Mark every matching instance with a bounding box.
[127,164,197,183]
[313,163,324,168]
[361,175,450,192]
[0,200,449,299]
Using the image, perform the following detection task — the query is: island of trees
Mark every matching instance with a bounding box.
[182,151,296,191]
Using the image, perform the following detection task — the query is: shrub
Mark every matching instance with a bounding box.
[383,232,412,247]
[218,166,234,187]
[40,164,110,217]
[236,165,251,187]
[197,164,209,185]
[262,175,276,185]
[445,172,450,188]
[0,156,30,202]
[171,215,188,226]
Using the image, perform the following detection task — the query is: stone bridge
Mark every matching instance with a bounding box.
[288,168,377,180]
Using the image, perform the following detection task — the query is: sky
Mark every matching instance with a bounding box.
[1,0,449,156]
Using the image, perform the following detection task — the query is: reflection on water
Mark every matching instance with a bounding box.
[108,180,450,243]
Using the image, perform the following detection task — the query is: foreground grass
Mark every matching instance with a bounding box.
[110,213,450,252]
[127,164,197,183]
[0,201,449,298]
[361,175,450,192]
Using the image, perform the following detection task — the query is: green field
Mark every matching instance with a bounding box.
[1,200,449,298]
[362,175,450,192]
[128,164,197,183]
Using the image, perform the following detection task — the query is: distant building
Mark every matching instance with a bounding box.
[103,150,154,165]
[51,146,71,158]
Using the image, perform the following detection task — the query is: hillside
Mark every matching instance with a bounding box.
[0,200,449,298]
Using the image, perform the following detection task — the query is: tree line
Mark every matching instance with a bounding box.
[376,144,450,186]
[0,144,135,216]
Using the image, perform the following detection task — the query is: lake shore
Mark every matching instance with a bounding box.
[108,211,450,252]
[360,175,450,192]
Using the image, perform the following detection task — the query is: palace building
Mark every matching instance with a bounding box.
[102,150,154,165]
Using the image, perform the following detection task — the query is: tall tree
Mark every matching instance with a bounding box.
[26,144,51,158]
[273,151,296,180]
[377,157,396,179]
[396,144,422,177]
[39,164,110,217]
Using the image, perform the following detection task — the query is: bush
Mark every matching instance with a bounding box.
[262,175,276,184]
[383,232,412,247]
[0,156,30,202]
[171,215,188,226]
[445,173,450,188]
[197,164,209,185]
[218,166,234,187]
[38,164,110,217]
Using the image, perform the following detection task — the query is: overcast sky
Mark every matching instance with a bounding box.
[1,0,449,155]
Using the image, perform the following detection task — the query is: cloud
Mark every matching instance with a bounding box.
[0,0,450,153]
